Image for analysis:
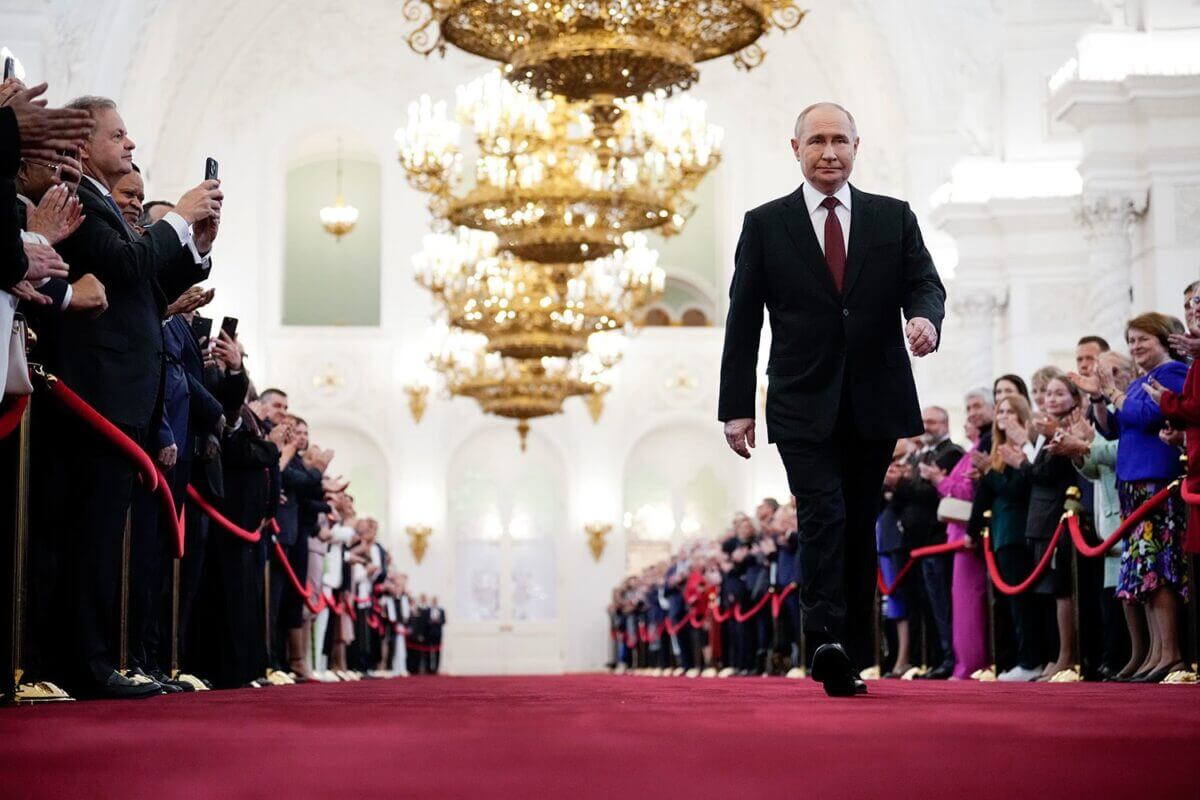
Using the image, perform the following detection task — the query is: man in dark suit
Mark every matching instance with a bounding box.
[47,95,222,698]
[427,596,445,674]
[718,102,946,697]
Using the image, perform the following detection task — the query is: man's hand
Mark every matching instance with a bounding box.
[212,329,242,372]
[165,285,214,318]
[174,180,222,226]
[194,212,220,253]
[157,444,178,469]
[8,280,52,306]
[723,418,755,459]
[4,83,94,164]
[0,78,23,107]
[21,241,69,282]
[26,184,84,245]
[67,273,107,316]
[905,317,938,357]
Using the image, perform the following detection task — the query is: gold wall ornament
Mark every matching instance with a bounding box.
[586,383,609,423]
[585,522,613,562]
[406,525,433,564]
[396,70,723,265]
[404,383,429,423]
[402,0,806,102]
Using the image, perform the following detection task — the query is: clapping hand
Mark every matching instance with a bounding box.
[1000,416,1030,447]
[1159,424,1184,448]
[3,82,94,166]
[966,449,990,481]
[1168,330,1200,361]
[7,280,52,306]
[26,185,84,245]
[21,241,69,282]
[1143,377,1166,406]
[997,442,1027,469]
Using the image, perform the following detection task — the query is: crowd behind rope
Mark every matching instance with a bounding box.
[611,285,1200,684]
[0,78,445,699]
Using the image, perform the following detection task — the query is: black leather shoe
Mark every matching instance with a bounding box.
[811,643,857,697]
[149,670,189,693]
[1132,661,1185,684]
[920,664,953,680]
[97,670,162,699]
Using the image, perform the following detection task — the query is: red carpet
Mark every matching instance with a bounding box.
[1,675,1197,799]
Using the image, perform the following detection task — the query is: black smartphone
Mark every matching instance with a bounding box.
[190,315,213,343]
[205,157,219,181]
[220,316,239,339]
[3,57,14,80]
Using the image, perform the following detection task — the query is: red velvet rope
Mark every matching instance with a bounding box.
[325,592,345,615]
[1069,482,1177,558]
[770,582,797,617]
[710,604,732,623]
[982,522,1065,596]
[47,378,158,492]
[876,539,970,596]
[154,468,185,559]
[1179,479,1200,506]
[0,394,29,440]
[404,641,443,653]
[186,485,262,543]
[271,537,325,613]
[733,591,773,623]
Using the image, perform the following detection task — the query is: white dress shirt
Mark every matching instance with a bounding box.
[801,180,852,256]
[83,175,207,264]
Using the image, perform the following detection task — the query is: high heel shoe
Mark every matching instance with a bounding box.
[1131,661,1186,684]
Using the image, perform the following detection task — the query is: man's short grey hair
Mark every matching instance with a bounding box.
[1185,279,1200,295]
[964,387,993,408]
[793,102,858,140]
[65,95,117,118]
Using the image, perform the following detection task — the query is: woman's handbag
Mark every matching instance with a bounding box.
[6,313,33,396]
[936,497,973,524]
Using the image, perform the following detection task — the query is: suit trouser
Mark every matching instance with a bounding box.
[777,420,894,671]
[176,500,208,669]
[920,553,954,668]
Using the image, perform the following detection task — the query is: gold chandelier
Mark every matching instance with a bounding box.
[413,226,664,360]
[428,326,622,448]
[403,0,805,102]
[396,69,722,264]
[319,139,359,239]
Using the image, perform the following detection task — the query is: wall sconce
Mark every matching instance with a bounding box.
[406,524,432,563]
[405,383,429,424]
[585,521,612,562]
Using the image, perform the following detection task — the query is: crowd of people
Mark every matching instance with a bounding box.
[0,78,444,699]
[611,287,1200,683]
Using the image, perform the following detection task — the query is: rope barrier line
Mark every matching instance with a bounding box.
[1066,482,1177,559]
[0,394,29,440]
[733,591,773,623]
[270,536,326,614]
[982,522,1066,596]
[876,539,970,596]
[324,592,346,615]
[770,582,797,617]
[185,485,262,543]
[46,376,159,492]
[1180,478,1200,507]
[154,468,186,559]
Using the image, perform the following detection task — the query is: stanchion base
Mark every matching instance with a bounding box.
[971,668,998,682]
[1161,669,1197,685]
[670,667,685,677]
[700,667,718,678]
[900,666,927,681]
[684,668,701,679]
[717,666,736,679]
[785,667,806,679]
[265,669,295,686]
[174,673,209,692]
[8,681,75,703]
[859,666,881,681]
[1048,668,1082,683]
[612,664,627,675]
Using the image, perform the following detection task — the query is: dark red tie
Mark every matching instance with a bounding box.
[821,196,845,293]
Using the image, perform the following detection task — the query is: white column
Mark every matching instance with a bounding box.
[947,288,1001,392]
[1077,192,1147,348]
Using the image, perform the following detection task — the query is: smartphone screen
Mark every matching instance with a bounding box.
[205,157,219,181]
[190,315,213,343]
[220,316,239,339]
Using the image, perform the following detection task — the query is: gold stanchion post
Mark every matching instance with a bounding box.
[973,512,997,681]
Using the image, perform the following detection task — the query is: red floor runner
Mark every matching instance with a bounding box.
[1,675,1197,799]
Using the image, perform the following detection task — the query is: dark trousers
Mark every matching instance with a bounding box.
[995,544,1043,670]
[920,553,954,668]
[176,500,208,669]
[775,593,802,668]
[777,420,894,671]
[66,417,144,683]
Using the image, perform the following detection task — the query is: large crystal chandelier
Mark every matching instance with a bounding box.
[413,227,664,360]
[428,326,622,449]
[403,0,805,103]
[396,69,722,264]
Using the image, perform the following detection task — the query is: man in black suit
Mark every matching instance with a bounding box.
[427,596,445,674]
[718,102,946,697]
[47,95,222,698]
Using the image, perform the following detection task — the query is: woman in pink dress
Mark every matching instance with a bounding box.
[928,389,992,679]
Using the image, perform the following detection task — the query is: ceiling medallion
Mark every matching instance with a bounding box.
[403,0,806,102]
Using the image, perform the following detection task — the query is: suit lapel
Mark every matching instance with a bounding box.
[780,187,840,300]
[843,186,874,299]
[78,179,134,241]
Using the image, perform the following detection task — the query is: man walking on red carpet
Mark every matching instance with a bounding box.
[718,102,946,697]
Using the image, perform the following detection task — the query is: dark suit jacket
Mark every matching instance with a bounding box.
[718,184,946,443]
[1,108,26,290]
[889,438,964,550]
[51,178,209,428]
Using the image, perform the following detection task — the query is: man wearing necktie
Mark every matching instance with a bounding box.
[46,95,222,698]
[718,102,946,697]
